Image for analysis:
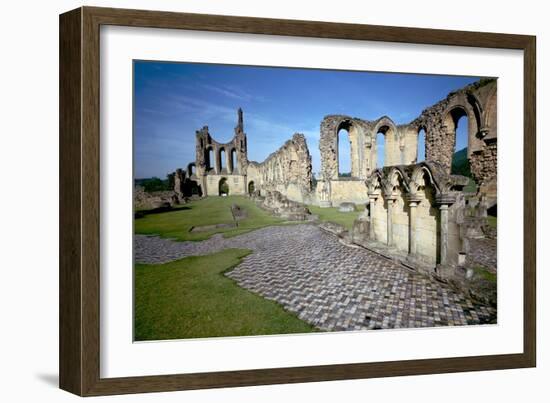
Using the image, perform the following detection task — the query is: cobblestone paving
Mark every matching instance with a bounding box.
[135,225,496,331]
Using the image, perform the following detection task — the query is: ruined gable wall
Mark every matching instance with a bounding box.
[410,79,497,183]
[248,133,313,203]
[320,115,374,180]
[192,109,249,196]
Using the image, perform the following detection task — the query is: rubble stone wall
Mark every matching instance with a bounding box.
[204,174,247,196]
[247,133,313,203]
[410,78,497,183]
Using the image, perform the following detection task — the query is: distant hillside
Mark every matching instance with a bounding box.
[451,147,472,178]
[135,176,173,192]
[451,147,477,193]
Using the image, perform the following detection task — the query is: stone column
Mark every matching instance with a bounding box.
[200,174,208,197]
[386,195,395,247]
[214,149,220,175]
[407,194,421,257]
[436,194,455,266]
[368,194,377,240]
[439,204,449,264]
[228,155,233,175]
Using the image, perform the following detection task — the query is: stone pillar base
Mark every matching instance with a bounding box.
[318,200,332,208]
[435,264,456,280]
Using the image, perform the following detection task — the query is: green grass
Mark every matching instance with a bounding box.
[463,178,478,193]
[135,196,289,241]
[308,204,365,230]
[487,215,497,229]
[474,266,497,283]
[134,249,315,341]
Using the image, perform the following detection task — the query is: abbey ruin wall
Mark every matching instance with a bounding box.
[410,79,497,185]
[165,78,497,279]
[174,109,313,202]
[318,79,498,208]
[247,133,313,203]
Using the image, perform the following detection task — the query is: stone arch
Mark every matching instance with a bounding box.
[218,147,227,172]
[442,93,482,154]
[187,162,196,178]
[387,168,410,252]
[218,177,229,196]
[205,147,214,172]
[248,180,255,195]
[367,169,384,196]
[387,167,410,194]
[373,116,399,167]
[442,104,475,176]
[337,120,353,177]
[410,164,440,195]
[416,125,427,163]
[320,116,369,180]
[409,165,439,265]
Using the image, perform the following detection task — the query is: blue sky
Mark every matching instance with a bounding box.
[134,61,478,178]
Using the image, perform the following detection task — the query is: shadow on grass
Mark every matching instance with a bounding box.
[135,205,190,219]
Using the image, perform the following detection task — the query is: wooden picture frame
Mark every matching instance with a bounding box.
[59,6,536,396]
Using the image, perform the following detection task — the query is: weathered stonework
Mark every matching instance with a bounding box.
[164,78,497,304]
[175,109,313,203]
[256,190,312,221]
[410,79,497,182]
[317,79,497,207]
[247,133,313,203]
[133,186,179,210]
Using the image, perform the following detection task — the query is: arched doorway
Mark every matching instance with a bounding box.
[248,181,255,195]
[218,177,229,196]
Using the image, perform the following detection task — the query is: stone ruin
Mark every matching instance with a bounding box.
[134,186,179,211]
[255,190,313,221]
[166,78,497,298]
[173,108,313,204]
[317,79,497,208]
[247,133,313,203]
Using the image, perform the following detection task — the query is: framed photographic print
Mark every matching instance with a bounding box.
[59,6,536,396]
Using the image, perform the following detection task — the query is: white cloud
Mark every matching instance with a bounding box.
[200,83,256,102]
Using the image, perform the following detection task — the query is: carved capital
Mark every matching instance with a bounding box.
[407,193,422,205]
[436,193,456,206]
[367,192,379,201]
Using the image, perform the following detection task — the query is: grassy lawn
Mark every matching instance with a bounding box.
[473,266,497,283]
[308,204,365,230]
[487,215,497,229]
[135,196,289,241]
[134,249,315,341]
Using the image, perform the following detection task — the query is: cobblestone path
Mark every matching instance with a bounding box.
[135,225,496,331]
